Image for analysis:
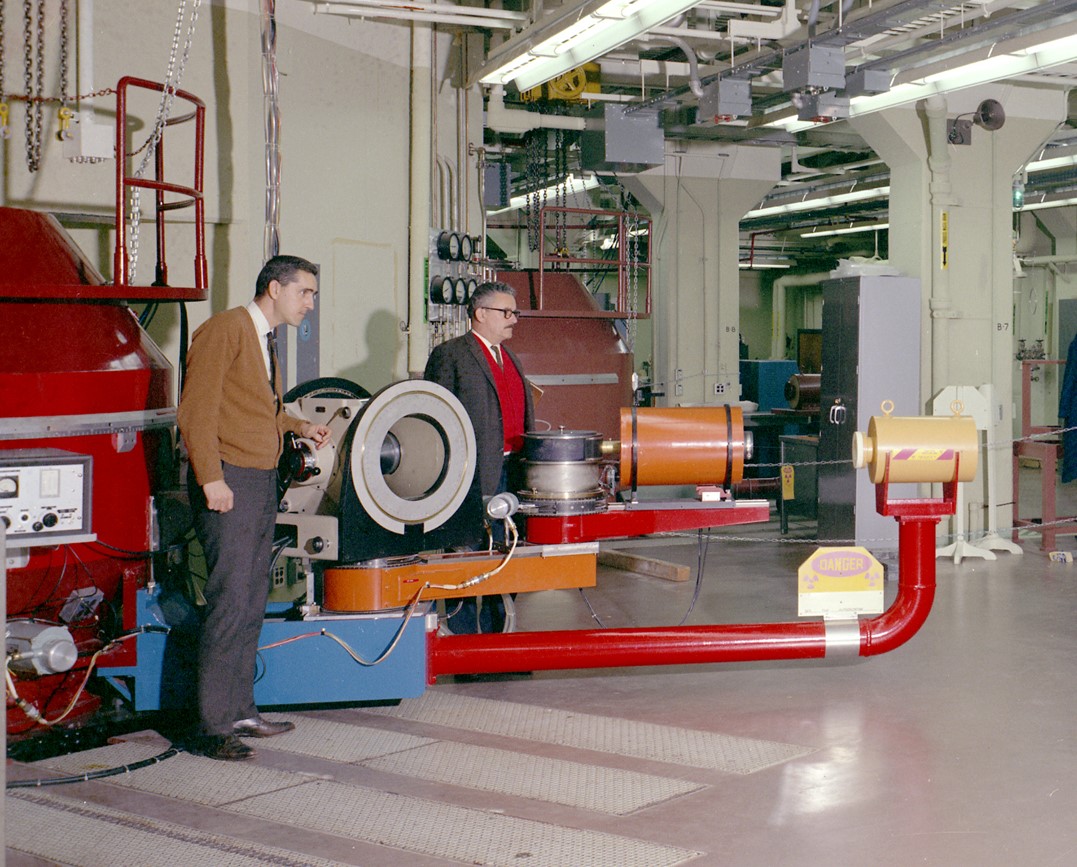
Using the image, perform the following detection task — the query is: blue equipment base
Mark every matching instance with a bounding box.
[100,587,429,712]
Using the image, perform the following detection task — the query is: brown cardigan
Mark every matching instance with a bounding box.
[178,306,306,486]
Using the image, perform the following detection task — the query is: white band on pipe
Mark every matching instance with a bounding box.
[824,619,862,659]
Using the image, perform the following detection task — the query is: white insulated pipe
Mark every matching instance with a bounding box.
[408,24,433,376]
[770,272,829,360]
[925,96,954,392]
[486,86,586,134]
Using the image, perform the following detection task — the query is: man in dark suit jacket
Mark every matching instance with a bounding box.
[424,281,535,632]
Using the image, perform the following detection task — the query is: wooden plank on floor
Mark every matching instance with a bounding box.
[598,550,690,582]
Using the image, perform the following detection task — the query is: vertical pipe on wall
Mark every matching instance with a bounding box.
[76,0,95,125]
[261,0,282,262]
[456,42,467,233]
[408,23,433,375]
[924,96,954,392]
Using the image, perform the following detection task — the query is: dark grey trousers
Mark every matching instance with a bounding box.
[189,463,277,736]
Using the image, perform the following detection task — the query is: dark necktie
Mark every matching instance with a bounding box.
[492,345,504,369]
[267,329,279,399]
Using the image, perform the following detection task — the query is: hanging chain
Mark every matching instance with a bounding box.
[128,0,202,282]
[58,0,68,107]
[55,0,77,143]
[626,189,640,352]
[524,129,544,252]
[22,0,45,172]
[554,128,568,254]
[539,132,548,253]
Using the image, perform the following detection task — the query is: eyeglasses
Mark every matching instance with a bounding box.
[479,306,521,319]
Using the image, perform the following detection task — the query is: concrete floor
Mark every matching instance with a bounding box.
[7,473,1077,866]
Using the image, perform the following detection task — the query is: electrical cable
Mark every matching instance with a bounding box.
[253,520,522,664]
[677,528,711,626]
[6,747,181,789]
[87,537,191,558]
[5,631,148,729]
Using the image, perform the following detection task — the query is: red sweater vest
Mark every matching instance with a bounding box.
[475,334,526,453]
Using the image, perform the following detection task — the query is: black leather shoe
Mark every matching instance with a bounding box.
[188,734,255,761]
[233,716,295,738]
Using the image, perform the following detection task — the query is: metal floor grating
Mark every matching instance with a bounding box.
[230,777,702,866]
[365,690,815,773]
[33,742,311,806]
[258,712,436,762]
[30,740,702,866]
[7,789,348,867]
[359,740,705,815]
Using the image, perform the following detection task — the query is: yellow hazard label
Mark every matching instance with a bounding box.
[781,465,795,500]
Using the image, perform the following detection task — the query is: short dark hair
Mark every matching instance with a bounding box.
[255,255,319,297]
[467,281,516,319]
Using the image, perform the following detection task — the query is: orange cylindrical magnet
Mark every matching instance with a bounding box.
[619,405,746,489]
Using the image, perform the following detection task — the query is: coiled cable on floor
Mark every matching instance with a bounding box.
[6,747,181,789]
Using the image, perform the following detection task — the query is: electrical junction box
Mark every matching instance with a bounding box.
[581,104,664,173]
[783,44,846,93]
[795,91,850,122]
[844,67,890,97]
[0,448,93,546]
[62,117,115,161]
[697,78,752,123]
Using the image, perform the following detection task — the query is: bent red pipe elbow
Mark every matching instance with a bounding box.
[428,515,941,678]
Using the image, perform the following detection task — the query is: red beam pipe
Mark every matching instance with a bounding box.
[428,513,941,678]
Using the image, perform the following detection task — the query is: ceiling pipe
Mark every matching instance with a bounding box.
[664,36,705,98]
[429,511,941,676]
[308,0,523,29]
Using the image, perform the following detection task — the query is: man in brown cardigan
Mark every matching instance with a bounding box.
[178,255,330,761]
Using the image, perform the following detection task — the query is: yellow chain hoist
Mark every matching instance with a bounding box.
[519,64,600,103]
[57,106,76,141]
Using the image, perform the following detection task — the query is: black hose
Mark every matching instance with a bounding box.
[7,747,181,789]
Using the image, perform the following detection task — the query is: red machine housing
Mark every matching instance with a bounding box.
[0,208,180,735]
[499,270,635,440]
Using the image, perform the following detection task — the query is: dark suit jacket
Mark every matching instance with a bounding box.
[1060,334,1077,482]
[424,332,535,496]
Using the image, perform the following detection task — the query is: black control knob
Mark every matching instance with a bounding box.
[42,512,59,528]
[32,521,43,532]
[1,516,10,529]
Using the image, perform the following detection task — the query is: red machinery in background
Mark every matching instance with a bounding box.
[1,77,206,739]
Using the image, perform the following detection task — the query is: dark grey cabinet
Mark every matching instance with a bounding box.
[816,275,921,555]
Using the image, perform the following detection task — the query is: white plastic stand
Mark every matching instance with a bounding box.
[932,384,1022,564]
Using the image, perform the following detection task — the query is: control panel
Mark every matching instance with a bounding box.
[0,448,93,546]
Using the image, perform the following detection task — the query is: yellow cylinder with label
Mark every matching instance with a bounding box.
[852,400,978,483]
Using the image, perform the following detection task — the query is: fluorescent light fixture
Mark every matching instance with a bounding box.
[600,225,650,249]
[801,222,889,238]
[849,32,1077,118]
[487,172,602,216]
[1017,195,1077,213]
[745,186,891,220]
[1025,153,1077,173]
[478,0,703,92]
[739,261,792,269]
